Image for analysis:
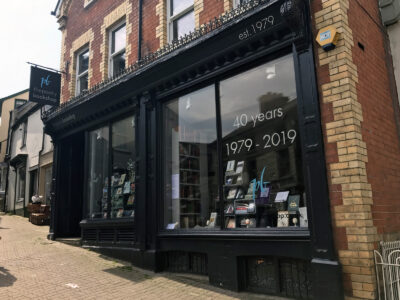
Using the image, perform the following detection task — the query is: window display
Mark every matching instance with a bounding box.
[163,86,219,229]
[220,54,307,229]
[87,126,109,219]
[86,116,136,219]
[162,54,308,231]
[110,117,136,218]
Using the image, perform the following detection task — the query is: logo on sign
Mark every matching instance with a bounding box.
[320,30,331,42]
[41,75,51,88]
[280,0,293,16]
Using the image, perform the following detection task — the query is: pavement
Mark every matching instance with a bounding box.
[0,214,288,300]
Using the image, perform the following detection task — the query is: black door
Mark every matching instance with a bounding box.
[56,132,85,237]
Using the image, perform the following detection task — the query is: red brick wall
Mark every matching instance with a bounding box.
[60,0,136,102]
[348,1,400,238]
[61,0,400,242]
[141,0,160,57]
[310,0,349,258]
[199,0,225,25]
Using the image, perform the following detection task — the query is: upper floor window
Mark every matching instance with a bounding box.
[84,0,96,8]
[109,23,126,77]
[15,99,26,108]
[76,48,89,96]
[234,0,250,7]
[168,0,194,41]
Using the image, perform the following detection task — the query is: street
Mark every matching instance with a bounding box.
[0,214,285,299]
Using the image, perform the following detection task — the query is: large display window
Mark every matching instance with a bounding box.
[163,54,308,231]
[163,86,219,229]
[220,55,306,229]
[86,115,136,219]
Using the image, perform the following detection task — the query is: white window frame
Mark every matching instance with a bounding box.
[76,47,89,96]
[234,0,249,8]
[167,0,194,42]
[108,21,126,78]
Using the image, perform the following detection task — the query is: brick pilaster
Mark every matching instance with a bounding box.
[314,0,378,299]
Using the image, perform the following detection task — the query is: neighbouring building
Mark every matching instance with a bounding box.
[380,0,400,107]
[5,101,53,217]
[43,0,400,298]
[0,89,28,211]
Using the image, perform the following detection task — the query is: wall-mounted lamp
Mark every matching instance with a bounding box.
[316,26,339,51]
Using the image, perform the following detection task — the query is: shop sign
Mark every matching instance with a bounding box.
[237,0,296,41]
[29,66,61,106]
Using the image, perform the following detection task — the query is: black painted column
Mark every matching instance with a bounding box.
[47,139,59,240]
[135,93,149,251]
[293,44,343,299]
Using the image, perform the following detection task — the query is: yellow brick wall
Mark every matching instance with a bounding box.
[68,29,94,97]
[156,0,204,47]
[314,0,377,299]
[99,0,132,81]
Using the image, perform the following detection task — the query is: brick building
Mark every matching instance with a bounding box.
[43,0,400,298]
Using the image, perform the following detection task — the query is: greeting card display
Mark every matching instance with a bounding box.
[277,211,289,227]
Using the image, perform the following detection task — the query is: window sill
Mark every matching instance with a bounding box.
[80,217,134,228]
[159,227,310,239]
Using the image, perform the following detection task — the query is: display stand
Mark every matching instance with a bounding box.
[179,142,201,228]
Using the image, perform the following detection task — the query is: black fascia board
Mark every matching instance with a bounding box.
[44,0,306,135]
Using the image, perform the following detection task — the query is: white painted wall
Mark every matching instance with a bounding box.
[388,22,400,104]
[6,107,53,212]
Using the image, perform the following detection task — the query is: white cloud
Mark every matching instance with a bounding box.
[0,0,61,98]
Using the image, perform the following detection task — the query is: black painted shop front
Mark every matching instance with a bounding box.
[43,1,343,298]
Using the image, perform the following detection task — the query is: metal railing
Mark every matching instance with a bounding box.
[374,241,400,299]
[42,0,280,120]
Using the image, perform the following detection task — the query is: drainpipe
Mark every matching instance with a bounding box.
[37,107,46,201]
[3,110,14,212]
[138,0,143,60]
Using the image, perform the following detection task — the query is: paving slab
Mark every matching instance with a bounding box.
[0,214,289,299]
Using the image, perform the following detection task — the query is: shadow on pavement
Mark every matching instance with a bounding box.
[0,267,17,287]
[102,266,149,284]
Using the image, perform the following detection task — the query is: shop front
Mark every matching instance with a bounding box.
[44,0,343,298]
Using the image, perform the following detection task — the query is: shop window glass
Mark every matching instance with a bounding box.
[169,0,194,41]
[87,126,109,219]
[220,54,308,229]
[163,86,219,230]
[110,116,136,219]
[76,48,89,96]
[109,23,126,77]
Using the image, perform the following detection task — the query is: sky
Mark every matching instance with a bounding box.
[0,0,61,99]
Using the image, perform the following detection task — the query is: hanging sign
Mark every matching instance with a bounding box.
[29,66,61,106]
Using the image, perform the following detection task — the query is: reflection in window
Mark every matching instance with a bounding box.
[86,116,136,220]
[76,48,89,95]
[168,0,194,41]
[111,116,136,219]
[109,23,126,77]
[163,86,219,229]
[220,54,307,229]
[87,126,109,219]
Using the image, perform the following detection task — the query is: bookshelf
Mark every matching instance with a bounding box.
[179,142,201,228]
